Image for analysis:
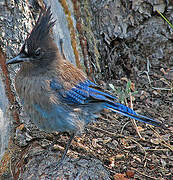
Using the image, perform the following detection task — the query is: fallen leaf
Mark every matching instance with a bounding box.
[126,170,135,178]
[137,126,145,132]
[114,173,129,180]
[130,82,135,91]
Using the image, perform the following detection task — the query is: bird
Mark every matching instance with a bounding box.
[6,7,163,165]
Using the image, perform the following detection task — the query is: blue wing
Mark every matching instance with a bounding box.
[50,79,163,128]
[50,79,116,104]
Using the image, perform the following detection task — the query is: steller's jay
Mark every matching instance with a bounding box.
[6,7,163,164]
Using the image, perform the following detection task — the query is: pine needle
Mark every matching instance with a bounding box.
[156,10,173,29]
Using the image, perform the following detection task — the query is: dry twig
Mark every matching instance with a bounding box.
[131,167,158,180]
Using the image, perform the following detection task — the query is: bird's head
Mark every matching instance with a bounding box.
[6,7,57,66]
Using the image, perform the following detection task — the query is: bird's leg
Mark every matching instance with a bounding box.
[58,132,75,165]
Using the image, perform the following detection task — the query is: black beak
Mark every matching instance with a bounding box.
[6,53,30,65]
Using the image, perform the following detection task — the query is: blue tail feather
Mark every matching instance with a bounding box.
[105,102,162,127]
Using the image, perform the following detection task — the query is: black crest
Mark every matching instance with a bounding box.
[29,6,55,42]
[24,7,56,54]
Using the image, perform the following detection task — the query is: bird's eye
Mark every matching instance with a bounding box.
[35,48,41,57]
